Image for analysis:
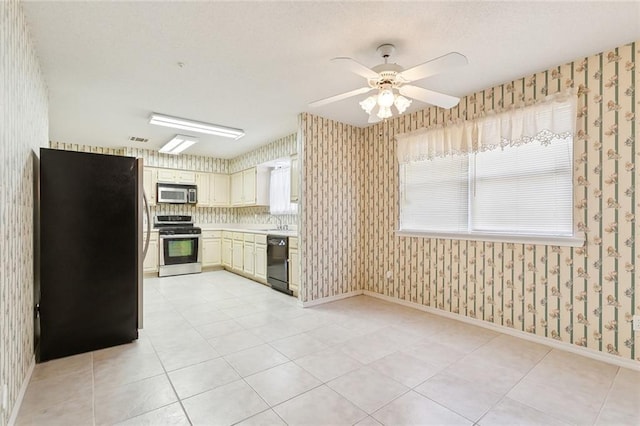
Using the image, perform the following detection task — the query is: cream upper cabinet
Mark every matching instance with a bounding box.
[231,167,270,207]
[231,172,243,206]
[143,167,157,206]
[210,173,230,207]
[242,168,257,205]
[196,173,210,206]
[156,168,196,184]
[290,154,299,203]
[176,170,196,184]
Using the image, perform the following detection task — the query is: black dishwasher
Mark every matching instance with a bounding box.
[267,235,291,295]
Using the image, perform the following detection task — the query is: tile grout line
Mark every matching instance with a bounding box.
[592,365,621,425]
[146,315,195,426]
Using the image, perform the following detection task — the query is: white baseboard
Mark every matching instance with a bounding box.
[363,290,640,372]
[8,356,35,426]
[298,290,363,307]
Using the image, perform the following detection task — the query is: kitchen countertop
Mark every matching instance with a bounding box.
[146,224,298,238]
[197,224,298,238]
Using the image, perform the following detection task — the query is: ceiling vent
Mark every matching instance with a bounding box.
[129,136,149,143]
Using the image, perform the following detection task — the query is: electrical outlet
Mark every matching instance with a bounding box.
[633,315,640,332]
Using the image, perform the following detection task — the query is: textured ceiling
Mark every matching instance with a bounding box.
[21,1,640,158]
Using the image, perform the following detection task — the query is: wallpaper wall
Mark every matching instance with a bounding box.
[298,114,364,301]
[50,134,299,226]
[0,1,49,424]
[229,133,297,173]
[359,42,637,362]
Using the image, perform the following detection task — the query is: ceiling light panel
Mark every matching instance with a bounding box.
[149,113,245,139]
[159,134,199,155]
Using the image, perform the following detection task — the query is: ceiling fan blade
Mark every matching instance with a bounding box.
[331,57,379,80]
[399,85,461,109]
[399,52,468,83]
[309,87,372,108]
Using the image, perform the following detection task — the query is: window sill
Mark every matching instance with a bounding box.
[395,230,585,247]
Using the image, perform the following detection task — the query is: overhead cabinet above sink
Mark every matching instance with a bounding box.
[231,167,270,207]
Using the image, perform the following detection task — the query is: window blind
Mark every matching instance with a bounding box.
[400,155,469,232]
[471,138,573,236]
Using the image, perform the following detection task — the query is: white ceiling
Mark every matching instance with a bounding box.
[21,1,640,159]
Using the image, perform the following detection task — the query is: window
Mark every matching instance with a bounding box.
[400,138,574,239]
[397,92,580,245]
[269,167,297,215]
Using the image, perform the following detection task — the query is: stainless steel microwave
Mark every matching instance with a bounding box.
[157,183,197,204]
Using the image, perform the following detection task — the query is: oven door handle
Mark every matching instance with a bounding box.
[159,234,202,239]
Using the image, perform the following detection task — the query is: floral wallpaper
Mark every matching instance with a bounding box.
[367,42,639,362]
[229,133,297,174]
[0,1,49,424]
[298,114,364,301]
[301,41,638,363]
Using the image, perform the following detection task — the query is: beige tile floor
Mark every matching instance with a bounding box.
[16,270,640,425]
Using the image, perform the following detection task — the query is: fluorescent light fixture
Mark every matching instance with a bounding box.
[159,135,198,155]
[149,113,245,140]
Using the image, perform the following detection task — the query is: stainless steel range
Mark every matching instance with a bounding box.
[154,215,202,277]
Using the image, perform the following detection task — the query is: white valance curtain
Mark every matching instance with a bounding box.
[396,91,577,164]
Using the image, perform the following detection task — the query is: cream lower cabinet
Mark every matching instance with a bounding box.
[202,230,221,267]
[143,231,159,273]
[243,234,255,276]
[288,237,299,296]
[254,236,267,282]
[222,232,233,267]
[232,233,244,271]
[220,232,269,285]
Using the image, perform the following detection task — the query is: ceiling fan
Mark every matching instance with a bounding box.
[309,44,468,123]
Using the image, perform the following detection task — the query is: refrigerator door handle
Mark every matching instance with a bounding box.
[142,190,151,259]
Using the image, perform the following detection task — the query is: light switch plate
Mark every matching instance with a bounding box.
[633,315,640,332]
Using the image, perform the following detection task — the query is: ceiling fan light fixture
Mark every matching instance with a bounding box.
[394,95,412,114]
[359,96,377,114]
[377,106,393,120]
[377,89,395,108]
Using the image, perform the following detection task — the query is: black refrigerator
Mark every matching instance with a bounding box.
[37,148,143,362]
